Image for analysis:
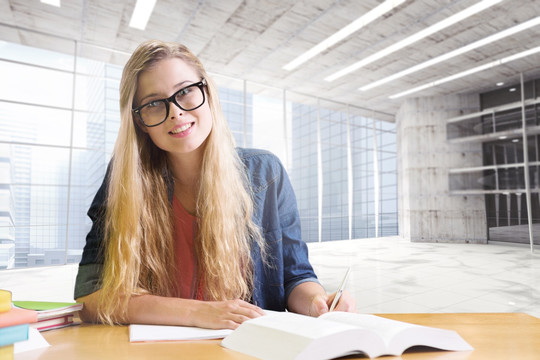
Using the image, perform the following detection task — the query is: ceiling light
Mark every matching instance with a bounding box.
[499,136,508,139]
[359,16,540,91]
[129,0,157,30]
[388,45,540,99]
[325,0,503,82]
[496,82,505,86]
[509,88,517,92]
[40,0,60,6]
[512,139,519,142]
[283,0,408,71]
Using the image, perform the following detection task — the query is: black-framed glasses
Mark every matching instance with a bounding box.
[132,79,207,127]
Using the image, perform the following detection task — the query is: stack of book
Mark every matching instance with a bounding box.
[0,290,37,359]
[1,289,84,358]
[13,301,83,332]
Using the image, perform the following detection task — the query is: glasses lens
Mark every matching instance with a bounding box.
[137,83,205,127]
[175,84,204,111]
[139,101,167,126]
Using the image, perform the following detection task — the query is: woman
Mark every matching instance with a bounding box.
[74,40,355,329]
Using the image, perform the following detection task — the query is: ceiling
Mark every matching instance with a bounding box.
[1,0,540,121]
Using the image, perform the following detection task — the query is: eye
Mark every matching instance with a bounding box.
[177,87,192,97]
[146,100,162,108]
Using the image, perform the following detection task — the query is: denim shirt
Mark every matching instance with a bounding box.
[74,148,319,311]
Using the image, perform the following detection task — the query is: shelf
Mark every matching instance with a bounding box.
[447,125,540,144]
[449,161,540,174]
[450,188,540,196]
[446,96,540,124]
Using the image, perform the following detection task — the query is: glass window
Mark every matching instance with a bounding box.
[0,102,72,147]
[0,40,121,269]
[0,41,74,71]
[0,60,73,109]
[0,38,399,270]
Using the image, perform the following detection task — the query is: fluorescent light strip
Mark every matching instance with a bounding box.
[360,16,540,91]
[129,0,157,30]
[41,0,60,6]
[283,0,408,71]
[388,45,540,99]
[325,0,503,82]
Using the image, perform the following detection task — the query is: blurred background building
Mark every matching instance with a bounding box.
[0,0,539,269]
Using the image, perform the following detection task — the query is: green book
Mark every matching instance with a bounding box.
[13,301,80,311]
[13,301,83,321]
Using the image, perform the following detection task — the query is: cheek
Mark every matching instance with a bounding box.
[199,107,213,131]
[145,128,168,148]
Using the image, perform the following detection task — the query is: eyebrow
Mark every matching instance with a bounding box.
[138,80,195,105]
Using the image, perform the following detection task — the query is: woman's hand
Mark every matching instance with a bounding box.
[310,290,356,316]
[78,291,264,329]
[288,282,357,317]
[190,299,265,329]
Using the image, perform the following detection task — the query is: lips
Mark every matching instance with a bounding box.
[170,122,194,134]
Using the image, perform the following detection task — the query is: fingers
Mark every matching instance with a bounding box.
[309,294,329,317]
[211,299,265,329]
[327,290,357,313]
[230,300,265,322]
[242,301,266,317]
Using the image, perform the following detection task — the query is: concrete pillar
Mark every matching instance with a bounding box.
[396,95,487,243]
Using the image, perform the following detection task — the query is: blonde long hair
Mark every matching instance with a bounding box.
[97,40,263,324]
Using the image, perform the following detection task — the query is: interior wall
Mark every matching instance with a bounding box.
[396,94,487,243]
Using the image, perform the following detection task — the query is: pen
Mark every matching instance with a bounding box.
[329,266,351,312]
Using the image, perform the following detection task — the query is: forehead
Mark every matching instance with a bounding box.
[137,57,198,96]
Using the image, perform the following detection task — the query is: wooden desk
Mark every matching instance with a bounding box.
[14,313,540,360]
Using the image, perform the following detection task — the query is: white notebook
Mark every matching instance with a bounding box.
[129,324,232,342]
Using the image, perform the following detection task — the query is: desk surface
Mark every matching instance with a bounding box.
[14,312,540,360]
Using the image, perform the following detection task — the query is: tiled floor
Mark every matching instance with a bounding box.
[2,236,539,319]
[308,236,540,318]
[0,263,79,302]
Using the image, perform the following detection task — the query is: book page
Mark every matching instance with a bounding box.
[320,312,414,340]
[389,326,473,355]
[320,312,473,356]
[255,311,358,339]
[14,328,50,354]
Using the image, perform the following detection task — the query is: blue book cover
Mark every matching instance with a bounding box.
[0,323,29,347]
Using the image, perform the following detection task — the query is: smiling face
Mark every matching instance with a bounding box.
[135,57,213,158]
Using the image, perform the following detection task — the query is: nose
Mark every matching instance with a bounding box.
[169,101,183,118]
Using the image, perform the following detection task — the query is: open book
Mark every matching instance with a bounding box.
[221,311,473,359]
